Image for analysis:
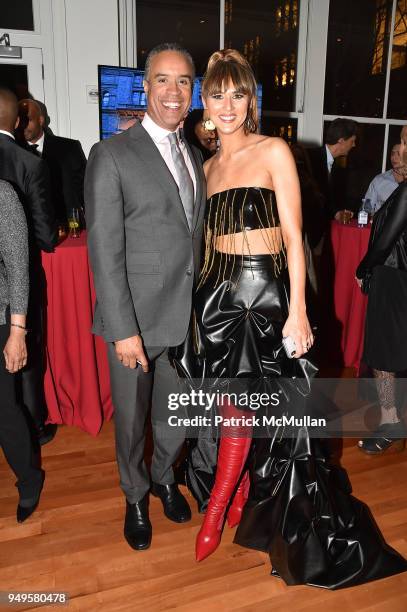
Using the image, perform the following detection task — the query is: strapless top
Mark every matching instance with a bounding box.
[199,187,287,288]
[205,187,280,232]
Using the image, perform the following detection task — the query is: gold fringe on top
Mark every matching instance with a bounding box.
[197,188,287,290]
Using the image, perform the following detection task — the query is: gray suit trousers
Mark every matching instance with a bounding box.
[107,344,185,504]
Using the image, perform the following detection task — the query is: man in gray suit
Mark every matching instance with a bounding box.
[85,43,205,550]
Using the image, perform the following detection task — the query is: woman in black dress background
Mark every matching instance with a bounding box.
[356,126,407,453]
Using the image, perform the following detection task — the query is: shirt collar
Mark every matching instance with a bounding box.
[28,132,45,153]
[325,144,334,167]
[0,129,15,140]
[142,113,180,144]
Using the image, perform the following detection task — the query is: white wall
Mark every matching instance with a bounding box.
[62,0,119,155]
[299,0,330,145]
[3,0,119,155]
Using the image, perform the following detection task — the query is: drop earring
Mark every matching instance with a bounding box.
[202,118,216,132]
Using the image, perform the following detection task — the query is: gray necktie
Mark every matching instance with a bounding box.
[168,132,194,229]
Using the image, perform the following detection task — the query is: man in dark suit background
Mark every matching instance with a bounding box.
[308,118,358,223]
[0,88,57,445]
[17,99,87,222]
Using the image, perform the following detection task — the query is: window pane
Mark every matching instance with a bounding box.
[261,115,297,143]
[1,1,34,31]
[387,0,407,118]
[324,0,393,118]
[224,0,299,112]
[0,64,29,99]
[324,121,385,208]
[136,0,220,76]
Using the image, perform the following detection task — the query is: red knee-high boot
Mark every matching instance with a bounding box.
[226,469,250,528]
[195,433,252,561]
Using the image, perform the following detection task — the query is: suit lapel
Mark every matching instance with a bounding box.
[0,133,16,145]
[42,133,50,158]
[184,140,205,232]
[128,124,190,230]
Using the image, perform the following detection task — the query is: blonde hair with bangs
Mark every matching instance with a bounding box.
[202,49,258,134]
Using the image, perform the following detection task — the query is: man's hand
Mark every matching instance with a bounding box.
[114,335,149,372]
[394,165,407,181]
[334,209,353,224]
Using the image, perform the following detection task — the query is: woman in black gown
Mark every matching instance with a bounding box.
[356,127,407,454]
[173,49,407,588]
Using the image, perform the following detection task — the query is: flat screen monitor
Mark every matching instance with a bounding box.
[98,64,262,140]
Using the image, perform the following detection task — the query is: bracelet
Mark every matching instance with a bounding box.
[10,323,29,332]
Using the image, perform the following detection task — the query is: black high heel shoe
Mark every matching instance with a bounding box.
[358,421,407,454]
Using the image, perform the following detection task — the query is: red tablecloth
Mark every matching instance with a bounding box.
[41,232,113,435]
[329,220,371,370]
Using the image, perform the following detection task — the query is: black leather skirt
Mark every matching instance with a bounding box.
[171,253,407,589]
[173,253,315,385]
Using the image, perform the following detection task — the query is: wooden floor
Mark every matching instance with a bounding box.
[1,421,406,612]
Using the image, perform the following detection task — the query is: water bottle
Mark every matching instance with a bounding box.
[358,199,368,228]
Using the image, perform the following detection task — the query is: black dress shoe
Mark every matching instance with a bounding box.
[358,421,407,454]
[151,482,191,523]
[37,423,58,446]
[124,494,152,551]
[17,471,45,523]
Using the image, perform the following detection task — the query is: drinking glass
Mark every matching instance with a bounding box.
[68,208,80,238]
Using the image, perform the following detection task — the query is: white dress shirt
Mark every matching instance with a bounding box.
[0,129,15,140]
[28,132,45,155]
[141,113,196,196]
[325,145,334,174]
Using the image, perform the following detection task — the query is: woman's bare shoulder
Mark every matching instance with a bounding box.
[259,135,291,153]
[256,136,293,166]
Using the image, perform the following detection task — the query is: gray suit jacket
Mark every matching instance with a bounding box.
[85,122,206,346]
[0,180,29,325]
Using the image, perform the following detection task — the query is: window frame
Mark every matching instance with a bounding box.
[130,0,405,162]
[0,0,40,36]
[320,0,405,172]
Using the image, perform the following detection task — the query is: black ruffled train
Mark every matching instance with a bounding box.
[172,249,407,589]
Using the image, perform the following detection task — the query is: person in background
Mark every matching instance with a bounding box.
[17,99,87,223]
[308,118,358,223]
[183,109,217,161]
[0,179,44,522]
[35,100,53,135]
[363,142,405,214]
[356,127,407,454]
[290,143,326,296]
[0,88,57,446]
